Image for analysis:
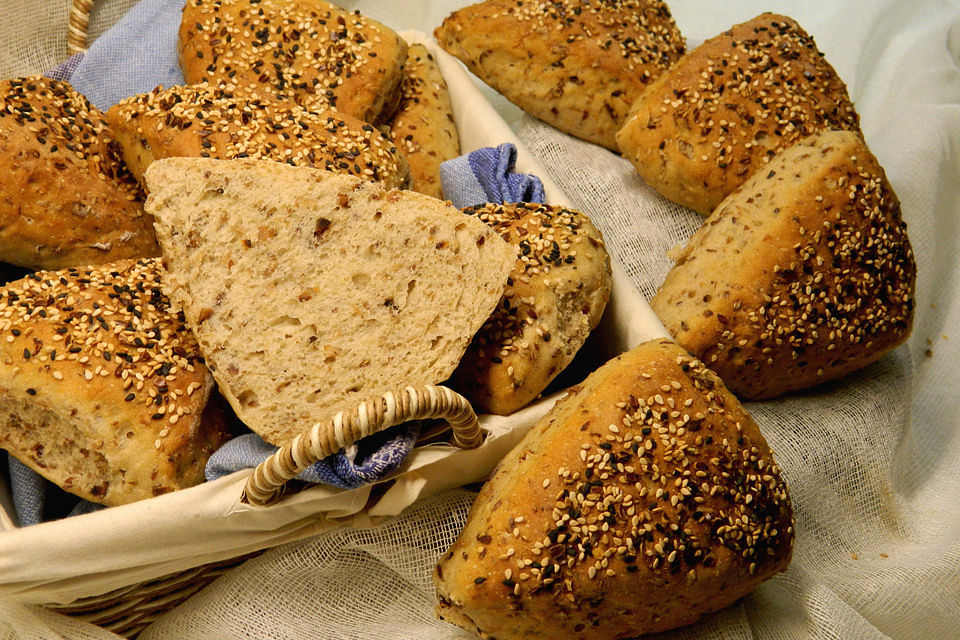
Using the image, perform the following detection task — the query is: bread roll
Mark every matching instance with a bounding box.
[0,259,228,507]
[0,76,159,270]
[451,203,611,415]
[435,0,685,150]
[385,44,460,199]
[145,157,516,445]
[651,130,915,399]
[616,13,860,215]
[105,84,411,190]
[435,338,794,639]
[178,0,408,124]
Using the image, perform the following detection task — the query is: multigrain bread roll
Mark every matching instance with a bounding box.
[435,0,685,150]
[616,14,861,215]
[144,158,516,445]
[435,338,794,639]
[0,259,228,507]
[651,130,915,399]
[0,76,159,270]
[385,43,460,199]
[179,0,408,124]
[105,84,411,190]
[451,203,611,415]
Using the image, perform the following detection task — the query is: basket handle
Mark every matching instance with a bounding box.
[68,0,93,55]
[242,385,483,506]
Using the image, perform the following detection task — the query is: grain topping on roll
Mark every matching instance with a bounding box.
[435,339,794,639]
[106,84,411,189]
[651,130,915,399]
[0,76,159,270]
[435,0,685,150]
[0,258,227,506]
[179,0,408,123]
[451,202,611,415]
[617,13,860,215]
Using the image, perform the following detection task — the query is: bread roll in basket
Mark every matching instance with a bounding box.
[0,3,669,636]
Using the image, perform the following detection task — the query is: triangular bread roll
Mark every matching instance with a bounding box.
[179,0,409,124]
[145,158,516,445]
[651,130,916,399]
[435,339,794,639]
[0,259,227,506]
[617,14,861,215]
[106,84,411,190]
[435,0,685,150]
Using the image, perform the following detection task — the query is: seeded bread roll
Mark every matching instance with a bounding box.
[616,14,861,215]
[451,203,611,415]
[145,158,516,446]
[0,76,159,270]
[0,259,228,507]
[179,0,408,124]
[651,130,915,399]
[385,44,460,199]
[105,84,411,190]
[435,0,684,151]
[435,338,794,639]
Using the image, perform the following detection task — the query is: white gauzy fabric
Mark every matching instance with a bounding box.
[1,0,959,639]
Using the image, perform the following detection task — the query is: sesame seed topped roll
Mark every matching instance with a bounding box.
[384,43,460,199]
[178,0,408,124]
[451,203,611,415]
[435,338,794,639]
[435,0,685,150]
[651,130,915,399]
[0,258,228,507]
[616,13,861,215]
[105,84,411,190]
[0,76,159,270]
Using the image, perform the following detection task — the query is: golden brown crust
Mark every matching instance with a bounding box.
[386,44,460,199]
[178,0,408,123]
[105,84,411,190]
[451,203,611,415]
[616,13,860,215]
[435,0,684,150]
[435,339,794,639]
[0,259,228,506]
[0,76,159,270]
[651,130,915,399]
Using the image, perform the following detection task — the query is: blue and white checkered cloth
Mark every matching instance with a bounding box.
[6,0,545,527]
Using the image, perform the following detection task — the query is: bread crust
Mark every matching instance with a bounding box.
[651,130,915,399]
[435,339,794,639]
[451,203,611,415]
[616,13,860,215]
[178,0,408,123]
[385,44,461,199]
[105,84,411,190]
[0,76,159,270]
[0,259,227,507]
[435,0,684,150]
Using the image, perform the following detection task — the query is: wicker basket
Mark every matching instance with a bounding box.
[42,382,482,636]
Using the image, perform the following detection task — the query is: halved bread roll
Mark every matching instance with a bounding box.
[145,158,517,445]
[0,259,227,506]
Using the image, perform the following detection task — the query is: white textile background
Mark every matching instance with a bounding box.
[1,0,960,638]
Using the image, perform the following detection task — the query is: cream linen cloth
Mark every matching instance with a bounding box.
[2,0,960,638]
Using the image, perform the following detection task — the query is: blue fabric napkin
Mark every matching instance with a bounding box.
[440,143,545,207]
[7,0,547,527]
